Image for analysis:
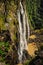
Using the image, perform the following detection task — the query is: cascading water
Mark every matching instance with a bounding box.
[17,1,30,63]
[26,12,30,40]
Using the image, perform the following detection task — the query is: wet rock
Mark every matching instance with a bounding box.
[0,30,11,42]
[29,56,43,65]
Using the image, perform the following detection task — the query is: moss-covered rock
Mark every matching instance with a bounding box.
[6,0,18,42]
[0,2,6,31]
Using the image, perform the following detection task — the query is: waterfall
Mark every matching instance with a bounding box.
[17,1,30,63]
[26,13,30,39]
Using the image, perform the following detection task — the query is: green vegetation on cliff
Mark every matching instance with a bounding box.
[26,0,43,29]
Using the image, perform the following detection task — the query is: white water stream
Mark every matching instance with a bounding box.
[17,1,30,63]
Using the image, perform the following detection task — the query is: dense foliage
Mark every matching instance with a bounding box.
[0,42,9,62]
[26,0,43,29]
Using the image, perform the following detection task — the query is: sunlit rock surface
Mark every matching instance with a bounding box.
[27,42,38,57]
